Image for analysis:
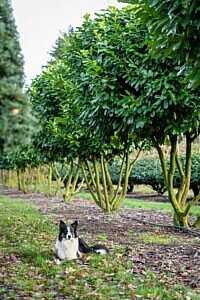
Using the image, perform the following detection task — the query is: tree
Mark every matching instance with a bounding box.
[118,0,200,89]
[29,12,144,211]
[51,10,145,211]
[29,62,86,199]
[0,0,34,154]
[29,6,199,222]
[62,7,199,224]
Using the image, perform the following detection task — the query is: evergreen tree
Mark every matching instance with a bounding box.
[0,0,34,154]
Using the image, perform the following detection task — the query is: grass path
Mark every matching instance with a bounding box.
[0,191,200,299]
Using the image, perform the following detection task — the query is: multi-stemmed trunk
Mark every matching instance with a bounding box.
[80,150,141,212]
[53,159,84,201]
[154,134,199,228]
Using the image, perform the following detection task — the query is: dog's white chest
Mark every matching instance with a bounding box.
[55,238,80,260]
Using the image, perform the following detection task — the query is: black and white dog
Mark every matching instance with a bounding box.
[54,220,109,263]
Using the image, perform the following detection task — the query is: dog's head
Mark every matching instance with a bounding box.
[58,220,78,241]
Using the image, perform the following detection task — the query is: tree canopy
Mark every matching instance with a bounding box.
[118,0,200,89]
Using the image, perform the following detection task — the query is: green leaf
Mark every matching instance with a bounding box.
[136,121,144,128]
[164,100,168,109]
[172,41,182,51]
[83,13,90,21]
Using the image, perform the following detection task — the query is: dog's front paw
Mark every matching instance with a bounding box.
[55,258,61,265]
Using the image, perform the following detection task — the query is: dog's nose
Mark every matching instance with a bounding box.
[67,235,72,239]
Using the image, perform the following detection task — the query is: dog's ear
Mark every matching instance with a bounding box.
[71,221,78,237]
[71,220,78,230]
[59,220,66,231]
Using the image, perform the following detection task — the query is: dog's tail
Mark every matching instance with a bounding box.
[91,244,109,255]
[79,238,109,255]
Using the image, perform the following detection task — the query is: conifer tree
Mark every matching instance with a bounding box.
[0,0,33,154]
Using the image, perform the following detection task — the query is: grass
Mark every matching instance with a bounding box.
[140,233,176,244]
[79,191,94,200]
[78,190,200,217]
[0,195,199,300]
[123,198,200,217]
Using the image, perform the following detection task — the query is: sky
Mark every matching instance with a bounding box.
[11,0,126,85]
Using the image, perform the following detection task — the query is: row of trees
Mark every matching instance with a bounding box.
[0,3,199,228]
[2,146,199,198]
[0,144,84,199]
[27,7,199,227]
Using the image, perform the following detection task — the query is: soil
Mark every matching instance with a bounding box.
[126,191,168,202]
[0,187,200,291]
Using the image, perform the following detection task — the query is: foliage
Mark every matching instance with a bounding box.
[0,0,24,85]
[29,62,83,161]
[128,157,166,194]
[0,0,35,154]
[10,144,42,170]
[118,0,200,89]
[63,8,145,145]
[48,25,74,63]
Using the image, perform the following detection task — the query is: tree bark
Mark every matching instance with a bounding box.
[153,134,198,228]
[193,216,200,229]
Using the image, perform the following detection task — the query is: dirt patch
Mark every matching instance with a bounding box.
[126,191,169,202]
[0,187,200,291]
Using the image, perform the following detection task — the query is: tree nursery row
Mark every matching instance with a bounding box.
[1,6,199,228]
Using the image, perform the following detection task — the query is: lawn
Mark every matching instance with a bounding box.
[0,195,199,299]
[123,198,200,217]
[79,191,200,217]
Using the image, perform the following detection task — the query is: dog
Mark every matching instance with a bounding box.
[54,220,109,263]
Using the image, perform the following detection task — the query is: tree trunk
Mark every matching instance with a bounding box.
[47,164,53,196]
[81,150,141,212]
[193,216,200,229]
[153,135,196,229]
[173,211,189,227]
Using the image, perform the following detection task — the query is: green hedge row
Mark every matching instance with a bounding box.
[128,154,199,195]
[54,154,199,196]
